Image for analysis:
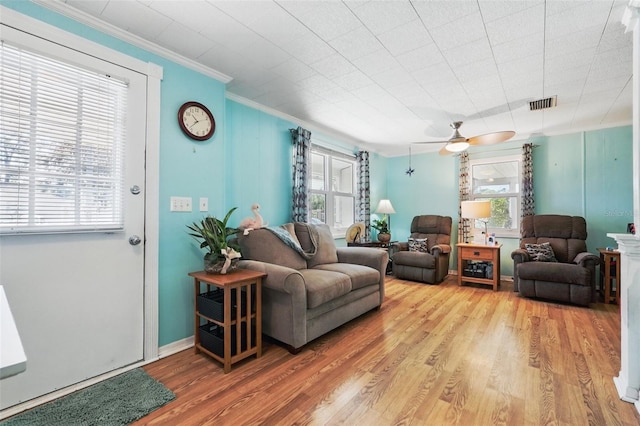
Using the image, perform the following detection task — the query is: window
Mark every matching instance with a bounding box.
[310,146,356,235]
[0,41,127,234]
[469,155,521,237]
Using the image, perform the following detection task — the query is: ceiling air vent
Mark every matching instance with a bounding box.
[529,95,557,111]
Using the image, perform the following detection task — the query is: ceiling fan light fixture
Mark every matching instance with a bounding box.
[445,141,470,152]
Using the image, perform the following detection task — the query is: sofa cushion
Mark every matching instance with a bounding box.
[313,263,380,290]
[299,269,351,309]
[237,228,307,270]
[525,242,558,262]
[305,224,339,268]
[408,237,428,253]
[517,262,590,286]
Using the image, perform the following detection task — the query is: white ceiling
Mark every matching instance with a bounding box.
[50,0,633,156]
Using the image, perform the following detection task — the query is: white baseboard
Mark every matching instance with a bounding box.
[158,336,194,358]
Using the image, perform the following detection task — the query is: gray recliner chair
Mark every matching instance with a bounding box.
[392,215,452,284]
[511,214,600,306]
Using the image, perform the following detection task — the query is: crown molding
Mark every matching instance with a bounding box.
[31,0,232,83]
[225,92,380,154]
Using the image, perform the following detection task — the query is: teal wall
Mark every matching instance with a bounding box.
[4,2,635,348]
[225,101,295,226]
[387,127,634,276]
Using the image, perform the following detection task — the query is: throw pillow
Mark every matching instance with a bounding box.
[408,237,428,253]
[525,242,558,262]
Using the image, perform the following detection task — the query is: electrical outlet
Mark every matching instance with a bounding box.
[170,196,193,212]
[199,197,208,212]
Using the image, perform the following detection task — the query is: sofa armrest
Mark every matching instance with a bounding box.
[337,247,388,273]
[237,260,305,295]
[430,243,451,256]
[573,252,600,267]
[237,259,308,349]
[511,248,531,292]
[511,248,531,263]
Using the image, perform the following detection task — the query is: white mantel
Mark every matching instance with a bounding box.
[613,1,640,415]
[608,233,640,413]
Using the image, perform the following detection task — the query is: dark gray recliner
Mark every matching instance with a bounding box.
[392,215,452,284]
[511,214,600,306]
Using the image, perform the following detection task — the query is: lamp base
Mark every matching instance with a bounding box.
[377,233,391,243]
[473,230,486,245]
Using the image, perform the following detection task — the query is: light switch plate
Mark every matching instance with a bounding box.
[170,196,192,212]
[199,197,208,212]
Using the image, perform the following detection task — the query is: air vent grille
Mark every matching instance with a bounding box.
[529,96,557,111]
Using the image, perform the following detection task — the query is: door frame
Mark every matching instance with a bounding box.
[0,6,161,418]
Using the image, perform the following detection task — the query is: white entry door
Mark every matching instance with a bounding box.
[0,23,147,409]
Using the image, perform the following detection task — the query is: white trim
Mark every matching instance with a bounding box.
[227,92,373,152]
[158,336,194,359]
[2,6,149,76]
[144,62,163,361]
[468,154,522,239]
[29,0,232,83]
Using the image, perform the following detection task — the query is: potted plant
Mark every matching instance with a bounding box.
[372,217,391,243]
[187,207,241,274]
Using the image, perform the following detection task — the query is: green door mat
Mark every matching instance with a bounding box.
[1,368,175,426]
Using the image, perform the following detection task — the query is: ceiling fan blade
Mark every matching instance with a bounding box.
[467,130,515,146]
[412,140,448,145]
[438,145,452,156]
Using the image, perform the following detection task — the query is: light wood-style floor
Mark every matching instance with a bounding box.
[136,275,640,426]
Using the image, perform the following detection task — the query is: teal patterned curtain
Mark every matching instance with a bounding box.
[356,151,370,237]
[290,127,311,222]
[458,152,471,243]
[521,143,535,227]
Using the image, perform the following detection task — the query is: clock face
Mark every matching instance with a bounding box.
[178,102,215,141]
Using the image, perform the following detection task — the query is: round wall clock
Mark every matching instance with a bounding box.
[178,101,215,141]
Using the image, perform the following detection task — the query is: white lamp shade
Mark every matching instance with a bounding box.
[445,141,470,152]
[461,200,491,219]
[375,199,396,214]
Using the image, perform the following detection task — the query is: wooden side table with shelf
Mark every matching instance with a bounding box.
[188,269,266,373]
[597,248,620,305]
[457,243,502,291]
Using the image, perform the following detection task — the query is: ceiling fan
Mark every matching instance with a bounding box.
[414,121,515,155]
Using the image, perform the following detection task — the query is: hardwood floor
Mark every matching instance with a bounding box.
[136,276,640,425]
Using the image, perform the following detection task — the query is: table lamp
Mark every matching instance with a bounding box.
[375,199,396,237]
[461,200,491,244]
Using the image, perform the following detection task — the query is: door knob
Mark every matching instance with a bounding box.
[129,235,142,246]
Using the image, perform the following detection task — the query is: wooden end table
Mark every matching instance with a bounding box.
[457,243,502,291]
[597,248,620,305]
[188,269,266,373]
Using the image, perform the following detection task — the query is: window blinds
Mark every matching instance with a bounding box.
[0,41,128,234]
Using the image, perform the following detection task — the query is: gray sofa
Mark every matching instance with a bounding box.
[235,222,388,353]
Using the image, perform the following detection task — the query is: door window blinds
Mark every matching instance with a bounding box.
[0,41,128,234]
